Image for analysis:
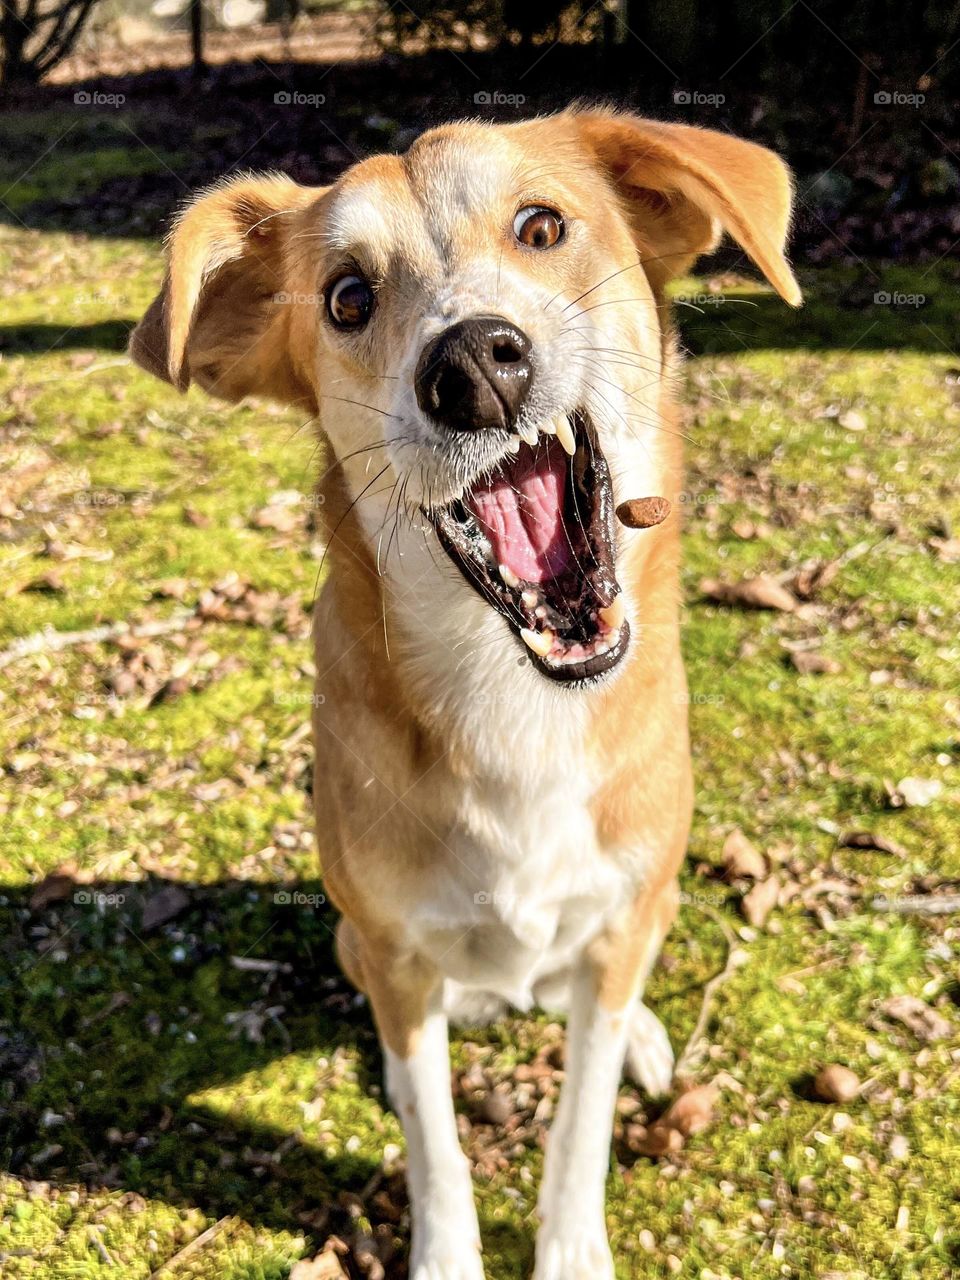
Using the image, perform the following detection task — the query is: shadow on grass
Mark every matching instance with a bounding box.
[0,320,133,355]
[0,874,434,1268]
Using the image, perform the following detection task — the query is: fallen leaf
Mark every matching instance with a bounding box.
[839,831,906,856]
[289,1249,348,1280]
[839,409,867,431]
[789,559,840,600]
[30,873,77,911]
[895,777,943,808]
[632,1081,719,1156]
[722,829,767,879]
[742,875,780,927]
[700,575,797,612]
[790,650,842,675]
[142,883,191,931]
[880,995,953,1042]
[252,504,300,533]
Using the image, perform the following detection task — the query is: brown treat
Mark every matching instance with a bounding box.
[616,496,672,529]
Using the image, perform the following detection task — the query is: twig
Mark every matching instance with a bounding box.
[148,1217,237,1277]
[87,1225,114,1266]
[674,903,744,1077]
[0,611,195,672]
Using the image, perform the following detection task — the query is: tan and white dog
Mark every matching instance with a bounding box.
[131,109,799,1279]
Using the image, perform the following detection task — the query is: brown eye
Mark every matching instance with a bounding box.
[327,274,373,329]
[513,206,564,249]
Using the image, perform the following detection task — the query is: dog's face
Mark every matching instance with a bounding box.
[131,111,799,684]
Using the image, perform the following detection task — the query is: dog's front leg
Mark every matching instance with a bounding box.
[534,885,677,1280]
[363,950,484,1280]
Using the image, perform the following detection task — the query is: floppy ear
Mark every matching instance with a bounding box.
[574,111,801,306]
[129,173,325,406]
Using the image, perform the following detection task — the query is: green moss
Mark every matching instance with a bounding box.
[1,228,958,1278]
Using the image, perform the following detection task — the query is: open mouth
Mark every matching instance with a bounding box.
[426,411,629,683]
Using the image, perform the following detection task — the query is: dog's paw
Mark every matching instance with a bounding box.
[532,1228,615,1280]
[624,1001,674,1097]
[410,1233,485,1280]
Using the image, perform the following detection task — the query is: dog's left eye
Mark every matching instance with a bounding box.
[513,206,564,249]
[327,274,374,330]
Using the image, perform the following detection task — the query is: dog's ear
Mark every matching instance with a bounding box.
[129,174,325,406]
[574,112,801,306]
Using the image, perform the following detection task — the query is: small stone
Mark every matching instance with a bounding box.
[814,1065,861,1103]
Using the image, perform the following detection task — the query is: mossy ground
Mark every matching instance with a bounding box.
[1,151,959,1279]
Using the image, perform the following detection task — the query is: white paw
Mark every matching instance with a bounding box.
[533,1228,615,1280]
[624,1002,674,1097]
[410,1240,485,1280]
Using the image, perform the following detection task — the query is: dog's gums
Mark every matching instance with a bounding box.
[426,411,628,683]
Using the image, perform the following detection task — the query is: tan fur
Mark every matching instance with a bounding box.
[130,111,799,1269]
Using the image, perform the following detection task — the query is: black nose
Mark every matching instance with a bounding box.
[415,316,533,431]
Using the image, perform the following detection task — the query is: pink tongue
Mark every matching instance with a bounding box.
[467,443,571,583]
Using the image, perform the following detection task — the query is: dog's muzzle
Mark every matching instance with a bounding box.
[414,315,533,432]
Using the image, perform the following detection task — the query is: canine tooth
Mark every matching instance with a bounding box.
[599,596,625,631]
[520,627,553,658]
[499,563,520,588]
[555,415,576,456]
[518,422,539,447]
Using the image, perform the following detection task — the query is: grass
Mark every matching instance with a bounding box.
[1,192,959,1277]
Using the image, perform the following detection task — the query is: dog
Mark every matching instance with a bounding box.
[130,108,800,1279]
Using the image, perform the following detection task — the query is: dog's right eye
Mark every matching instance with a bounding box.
[327,274,374,330]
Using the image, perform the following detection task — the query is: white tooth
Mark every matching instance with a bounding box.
[599,596,625,631]
[499,563,519,588]
[521,589,538,608]
[542,418,557,435]
[555,415,576,456]
[518,422,538,447]
[520,627,553,658]
[505,437,521,455]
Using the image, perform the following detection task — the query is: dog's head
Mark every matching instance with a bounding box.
[131,110,799,685]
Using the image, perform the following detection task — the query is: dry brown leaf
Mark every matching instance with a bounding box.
[722,829,767,880]
[880,995,953,1043]
[633,1081,719,1157]
[700,575,797,612]
[790,650,842,675]
[789,559,840,600]
[838,831,907,857]
[30,872,77,911]
[289,1249,348,1280]
[142,883,191,931]
[741,875,780,927]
